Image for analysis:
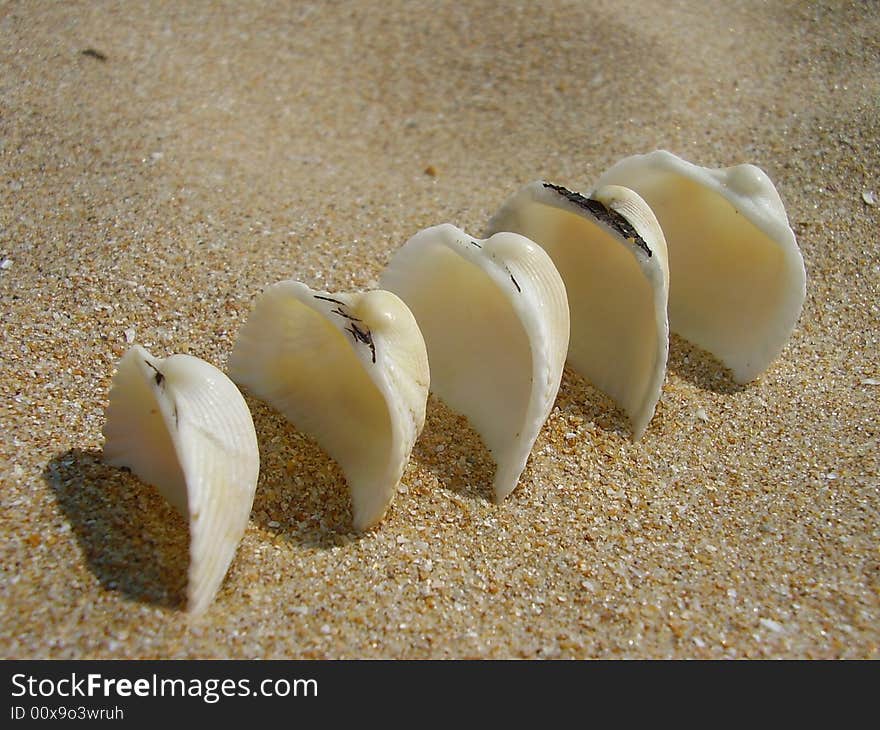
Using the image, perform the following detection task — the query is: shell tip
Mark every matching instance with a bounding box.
[631,420,648,442]
[186,595,211,617]
[352,505,387,533]
[492,465,522,503]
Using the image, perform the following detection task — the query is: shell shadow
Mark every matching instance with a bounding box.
[42,448,188,610]
[666,334,747,395]
[244,394,362,550]
[554,366,631,439]
[412,394,496,504]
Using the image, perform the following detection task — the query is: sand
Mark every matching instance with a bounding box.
[1,0,877,658]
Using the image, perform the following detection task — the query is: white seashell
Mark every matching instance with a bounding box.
[595,149,806,383]
[487,183,670,440]
[102,345,260,615]
[380,224,570,501]
[228,281,429,531]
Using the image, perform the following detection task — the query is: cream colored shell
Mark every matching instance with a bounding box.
[381,224,570,501]
[228,281,429,531]
[596,149,806,383]
[488,183,670,439]
[102,345,260,615]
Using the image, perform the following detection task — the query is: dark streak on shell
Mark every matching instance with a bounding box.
[331,307,363,323]
[145,360,165,387]
[316,295,375,362]
[346,322,376,364]
[542,182,652,258]
[313,294,347,306]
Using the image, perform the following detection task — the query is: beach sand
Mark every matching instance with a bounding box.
[1,0,877,658]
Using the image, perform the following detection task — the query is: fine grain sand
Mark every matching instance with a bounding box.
[1,1,877,658]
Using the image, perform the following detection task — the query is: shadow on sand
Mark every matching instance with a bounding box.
[43,448,188,610]
[244,395,362,550]
[411,394,497,504]
[666,334,747,395]
[554,366,632,439]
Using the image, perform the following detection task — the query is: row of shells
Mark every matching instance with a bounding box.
[102,150,807,614]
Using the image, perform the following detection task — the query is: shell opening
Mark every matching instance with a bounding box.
[103,352,189,518]
[229,286,395,530]
[624,172,790,380]
[382,239,533,496]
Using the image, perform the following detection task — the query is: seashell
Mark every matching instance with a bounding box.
[102,345,260,615]
[595,149,806,383]
[487,183,670,440]
[380,224,570,501]
[228,281,429,531]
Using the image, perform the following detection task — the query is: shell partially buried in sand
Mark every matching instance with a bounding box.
[487,183,670,440]
[596,149,806,384]
[228,281,430,531]
[381,224,570,501]
[102,345,260,615]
